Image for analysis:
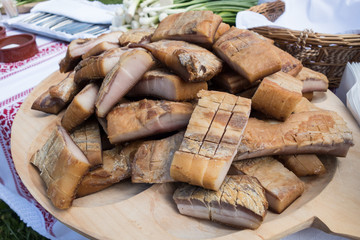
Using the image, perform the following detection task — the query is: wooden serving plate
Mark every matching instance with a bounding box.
[11,71,360,240]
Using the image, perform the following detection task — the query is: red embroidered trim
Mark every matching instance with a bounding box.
[0,89,56,237]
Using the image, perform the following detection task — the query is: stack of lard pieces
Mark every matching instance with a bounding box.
[30,10,354,230]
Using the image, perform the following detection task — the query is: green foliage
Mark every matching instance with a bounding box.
[0,200,48,240]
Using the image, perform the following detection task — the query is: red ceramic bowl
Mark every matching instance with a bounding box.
[0,26,5,38]
[0,33,38,63]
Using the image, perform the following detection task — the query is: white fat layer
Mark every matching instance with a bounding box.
[177,202,261,229]
[77,84,99,111]
[177,204,210,220]
[211,161,232,191]
[129,78,176,100]
[237,143,350,160]
[102,57,122,73]
[302,80,328,93]
[266,191,281,212]
[211,207,260,229]
[60,127,89,164]
[110,128,153,143]
[109,112,190,143]
[158,112,191,131]
[100,53,153,116]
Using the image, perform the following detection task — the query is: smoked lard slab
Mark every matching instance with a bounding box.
[231,157,304,213]
[214,23,231,42]
[235,109,354,160]
[295,67,329,93]
[151,11,222,47]
[74,48,130,85]
[107,99,194,144]
[30,125,90,209]
[213,27,281,82]
[119,28,154,46]
[173,175,268,229]
[126,68,208,101]
[271,46,303,77]
[95,49,156,118]
[59,31,122,73]
[70,119,102,168]
[31,89,67,114]
[277,154,326,177]
[61,83,99,132]
[132,131,184,183]
[212,70,259,94]
[170,90,251,191]
[48,72,80,104]
[131,40,222,82]
[251,71,303,121]
[32,73,81,115]
[77,143,140,197]
[82,41,120,59]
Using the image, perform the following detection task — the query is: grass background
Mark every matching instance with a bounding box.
[0,200,48,240]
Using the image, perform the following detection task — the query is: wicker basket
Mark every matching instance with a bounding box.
[248,0,360,88]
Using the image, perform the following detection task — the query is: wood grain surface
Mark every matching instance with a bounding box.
[11,71,360,240]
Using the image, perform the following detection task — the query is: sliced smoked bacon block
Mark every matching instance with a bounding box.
[131,131,184,184]
[70,119,102,168]
[131,40,222,82]
[235,109,354,161]
[107,99,194,144]
[251,71,303,121]
[170,90,251,191]
[213,27,281,83]
[173,175,268,229]
[74,48,130,85]
[76,143,140,197]
[95,49,156,118]
[151,11,222,47]
[59,31,122,73]
[30,125,90,209]
[230,157,304,213]
[277,154,326,177]
[126,68,208,101]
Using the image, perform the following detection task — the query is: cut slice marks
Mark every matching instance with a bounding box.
[170,90,251,191]
[173,175,268,229]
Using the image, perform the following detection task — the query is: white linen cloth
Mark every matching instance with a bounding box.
[30,0,118,25]
[340,62,360,126]
[3,0,122,42]
[236,0,360,34]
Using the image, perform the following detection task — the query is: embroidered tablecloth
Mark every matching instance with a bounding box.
[0,28,87,240]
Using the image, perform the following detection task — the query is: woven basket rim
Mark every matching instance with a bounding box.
[248,0,360,47]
